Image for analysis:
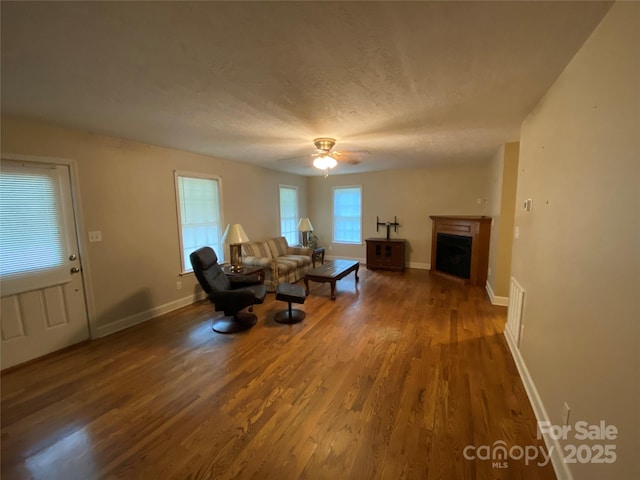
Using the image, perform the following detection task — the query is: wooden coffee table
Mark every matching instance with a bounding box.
[304,259,360,300]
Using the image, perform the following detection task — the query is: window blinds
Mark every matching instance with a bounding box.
[279,186,298,246]
[176,174,223,272]
[0,162,71,296]
[333,186,362,244]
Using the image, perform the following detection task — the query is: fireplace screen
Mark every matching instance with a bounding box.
[435,233,472,279]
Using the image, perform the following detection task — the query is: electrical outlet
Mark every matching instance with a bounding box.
[562,402,571,426]
[176,281,182,291]
[88,231,102,242]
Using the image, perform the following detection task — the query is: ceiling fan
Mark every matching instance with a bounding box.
[309,137,369,172]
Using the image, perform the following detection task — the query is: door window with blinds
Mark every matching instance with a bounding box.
[0,161,74,296]
[279,185,298,246]
[174,172,224,273]
[333,185,362,244]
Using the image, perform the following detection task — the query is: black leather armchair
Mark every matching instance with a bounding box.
[190,247,267,333]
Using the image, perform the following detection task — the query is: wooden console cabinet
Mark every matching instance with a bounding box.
[365,238,406,272]
[429,216,491,286]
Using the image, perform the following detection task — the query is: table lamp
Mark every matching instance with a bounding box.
[297,217,314,247]
[221,224,250,271]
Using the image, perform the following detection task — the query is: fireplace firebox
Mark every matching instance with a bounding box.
[436,233,472,279]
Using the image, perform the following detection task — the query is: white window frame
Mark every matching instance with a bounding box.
[174,171,224,274]
[279,184,299,246]
[332,185,363,245]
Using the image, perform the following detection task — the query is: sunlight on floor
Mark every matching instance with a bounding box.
[26,426,95,480]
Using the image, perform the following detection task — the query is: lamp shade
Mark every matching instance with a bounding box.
[297,217,314,232]
[221,224,250,244]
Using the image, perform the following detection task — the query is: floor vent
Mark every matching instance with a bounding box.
[506,277,525,346]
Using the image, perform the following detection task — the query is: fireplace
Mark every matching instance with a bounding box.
[429,216,492,286]
[435,233,472,279]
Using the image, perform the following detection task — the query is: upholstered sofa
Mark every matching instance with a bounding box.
[241,237,313,292]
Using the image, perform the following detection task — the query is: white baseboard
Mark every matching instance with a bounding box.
[95,291,207,337]
[408,262,430,270]
[325,255,366,264]
[486,281,509,306]
[503,329,573,480]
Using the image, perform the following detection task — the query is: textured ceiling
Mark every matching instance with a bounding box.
[1,1,612,176]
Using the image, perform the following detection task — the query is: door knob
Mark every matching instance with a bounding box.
[69,254,77,261]
[70,267,81,274]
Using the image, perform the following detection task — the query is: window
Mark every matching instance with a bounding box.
[279,185,298,246]
[175,172,224,273]
[333,186,362,244]
[0,161,72,295]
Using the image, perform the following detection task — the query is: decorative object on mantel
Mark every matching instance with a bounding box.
[376,216,400,240]
[221,223,250,272]
[297,217,314,247]
[429,215,491,286]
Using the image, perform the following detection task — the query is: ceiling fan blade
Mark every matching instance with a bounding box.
[279,153,313,162]
[337,158,361,166]
[332,149,370,165]
[333,149,371,156]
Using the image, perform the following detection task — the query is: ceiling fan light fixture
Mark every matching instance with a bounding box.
[325,156,337,168]
[313,155,336,170]
[313,137,336,151]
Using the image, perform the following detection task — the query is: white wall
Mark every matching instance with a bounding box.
[1,117,308,335]
[308,164,492,267]
[512,2,639,478]
[487,142,519,301]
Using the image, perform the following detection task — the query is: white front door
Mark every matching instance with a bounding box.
[1,159,90,369]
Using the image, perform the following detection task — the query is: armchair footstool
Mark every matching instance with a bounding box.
[275,283,307,324]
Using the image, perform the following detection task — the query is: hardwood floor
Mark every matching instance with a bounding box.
[1,268,555,480]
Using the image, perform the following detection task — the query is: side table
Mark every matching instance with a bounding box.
[221,265,265,284]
